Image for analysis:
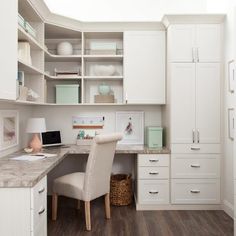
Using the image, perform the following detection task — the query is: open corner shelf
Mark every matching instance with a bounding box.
[18,59,44,75]
[44,50,82,62]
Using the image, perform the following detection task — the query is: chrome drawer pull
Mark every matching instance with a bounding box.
[190,164,200,168]
[149,191,159,194]
[38,207,45,215]
[38,187,45,194]
[149,172,159,175]
[149,159,159,162]
[191,147,200,151]
[190,190,200,194]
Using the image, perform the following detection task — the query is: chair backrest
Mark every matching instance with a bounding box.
[83,133,123,201]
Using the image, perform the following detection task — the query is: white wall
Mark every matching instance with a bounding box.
[44,0,207,22]
[206,0,236,217]
[0,102,32,158]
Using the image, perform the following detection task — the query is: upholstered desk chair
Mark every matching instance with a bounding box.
[52,133,123,231]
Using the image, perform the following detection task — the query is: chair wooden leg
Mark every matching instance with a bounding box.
[85,201,91,231]
[52,193,58,221]
[105,193,111,219]
[77,200,81,210]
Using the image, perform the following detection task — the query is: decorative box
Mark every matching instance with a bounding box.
[56,84,80,104]
[90,42,117,55]
[94,95,115,103]
[146,126,163,148]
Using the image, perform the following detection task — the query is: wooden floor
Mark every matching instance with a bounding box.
[48,196,233,236]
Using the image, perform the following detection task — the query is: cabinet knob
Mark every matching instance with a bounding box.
[149,159,159,163]
[190,164,200,168]
[38,187,45,194]
[38,207,45,215]
[190,190,200,194]
[149,172,159,175]
[149,191,159,194]
[191,147,200,151]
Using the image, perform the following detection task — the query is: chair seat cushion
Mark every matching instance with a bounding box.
[53,172,85,200]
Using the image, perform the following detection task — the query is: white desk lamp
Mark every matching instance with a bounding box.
[26,118,46,152]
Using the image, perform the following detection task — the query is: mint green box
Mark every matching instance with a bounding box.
[146,126,163,148]
[56,85,80,104]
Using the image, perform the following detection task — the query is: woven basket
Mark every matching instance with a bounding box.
[110,174,133,206]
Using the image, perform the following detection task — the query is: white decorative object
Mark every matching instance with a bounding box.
[27,89,39,101]
[57,41,73,55]
[228,108,234,140]
[93,65,116,76]
[228,60,235,93]
[0,110,19,150]
[116,111,144,144]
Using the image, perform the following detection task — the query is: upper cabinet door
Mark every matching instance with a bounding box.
[196,25,221,62]
[168,25,195,62]
[0,0,17,100]
[124,31,166,104]
[196,63,221,144]
[170,63,196,144]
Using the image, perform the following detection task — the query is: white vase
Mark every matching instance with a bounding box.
[57,41,73,55]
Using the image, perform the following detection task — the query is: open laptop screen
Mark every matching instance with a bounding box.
[41,131,62,146]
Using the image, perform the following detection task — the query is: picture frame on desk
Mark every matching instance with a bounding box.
[228,60,235,93]
[0,110,19,150]
[116,111,144,144]
[228,108,234,140]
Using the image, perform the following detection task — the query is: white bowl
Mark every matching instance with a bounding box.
[93,65,116,76]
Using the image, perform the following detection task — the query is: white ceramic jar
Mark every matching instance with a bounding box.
[57,41,73,55]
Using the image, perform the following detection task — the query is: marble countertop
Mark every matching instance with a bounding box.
[0,145,170,188]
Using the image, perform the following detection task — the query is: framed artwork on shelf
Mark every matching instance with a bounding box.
[0,110,19,150]
[228,108,234,140]
[116,111,144,144]
[228,60,235,93]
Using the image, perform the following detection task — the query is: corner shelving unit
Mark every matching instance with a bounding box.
[17,0,45,104]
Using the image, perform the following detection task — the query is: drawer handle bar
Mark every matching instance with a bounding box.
[38,187,45,194]
[38,207,45,215]
[149,191,159,194]
[191,147,201,151]
[149,159,159,162]
[190,190,200,193]
[149,172,159,175]
[190,164,200,168]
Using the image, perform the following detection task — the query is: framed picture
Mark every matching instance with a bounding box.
[228,108,234,140]
[116,111,144,144]
[228,60,235,93]
[0,110,19,150]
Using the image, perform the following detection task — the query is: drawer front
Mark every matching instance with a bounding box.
[138,154,169,167]
[171,144,220,154]
[138,180,169,204]
[32,211,47,236]
[171,155,220,179]
[138,167,169,179]
[171,179,220,204]
[31,176,47,232]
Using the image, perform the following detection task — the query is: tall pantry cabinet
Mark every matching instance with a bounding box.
[166,20,223,204]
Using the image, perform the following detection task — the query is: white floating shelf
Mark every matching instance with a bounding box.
[45,50,82,62]
[15,100,45,105]
[18,26,44,50]
[84,76,123,80]
[44,74,82,80]
[18,59,44,75]
[83,55,123,62]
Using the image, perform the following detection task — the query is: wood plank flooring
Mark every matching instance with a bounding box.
[48,196,233,236]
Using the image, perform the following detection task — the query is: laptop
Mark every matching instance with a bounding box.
[41,130,64,147]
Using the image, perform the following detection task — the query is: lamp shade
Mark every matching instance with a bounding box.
[26,118,46,133]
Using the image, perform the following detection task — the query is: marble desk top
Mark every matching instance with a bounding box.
[0,145,170,188]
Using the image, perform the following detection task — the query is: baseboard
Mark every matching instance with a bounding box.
[222,200,234,218]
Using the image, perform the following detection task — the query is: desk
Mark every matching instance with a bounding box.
[0,145,170,236]
[0,144,170,188]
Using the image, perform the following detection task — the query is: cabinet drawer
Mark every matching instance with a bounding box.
[138,167,169,179]
[138,154,169,167]
[171,179,220,204]
[171,144,220,154]
[31,176,47,232]
[171,155,220,179]
[138,180,169,204]
[32,209,47,236]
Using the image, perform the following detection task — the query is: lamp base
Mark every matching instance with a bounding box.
[29,133,42,153]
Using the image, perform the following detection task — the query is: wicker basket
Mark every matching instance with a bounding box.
[110,174,133,206]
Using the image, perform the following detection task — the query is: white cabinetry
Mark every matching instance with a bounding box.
[124,31,166,104]
[136,154,170,206]
[168,24,221,62]
[167,21,222,205]
[0,0,17,100]
[0,176,47,236]
[171,63,221,144]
